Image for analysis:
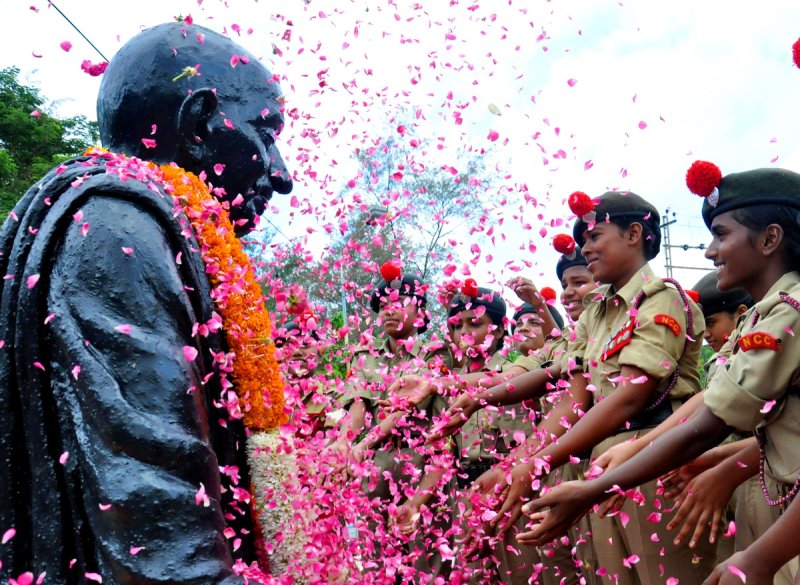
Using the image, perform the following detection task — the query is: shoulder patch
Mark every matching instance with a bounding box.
[654,314,682,336]
[738,332,780,352]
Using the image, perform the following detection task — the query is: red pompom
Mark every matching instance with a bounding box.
[540,287,557,303]
[553,233,577,255]
[686,160,722,197]
[685,289,700,304]
[380,261,402,282]
[793,38,800,69]
[568,191,595,218]
[461,278,479,298]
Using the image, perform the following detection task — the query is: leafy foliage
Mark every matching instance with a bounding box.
[0,67,99,217]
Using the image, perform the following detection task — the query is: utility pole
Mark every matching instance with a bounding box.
[660,208,708,279]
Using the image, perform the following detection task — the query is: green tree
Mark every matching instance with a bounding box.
[0,67,99,216]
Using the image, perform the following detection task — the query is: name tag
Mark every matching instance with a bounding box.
[654,314,682,336]
[738,332,780,352]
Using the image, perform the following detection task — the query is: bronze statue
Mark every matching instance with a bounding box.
[0,22,292,583]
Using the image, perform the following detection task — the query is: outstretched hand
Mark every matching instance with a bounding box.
[488,462,538,535]
[376,375,436,413]
[427,393,477,442]
[516,480,596,547]
[665,465,736,549]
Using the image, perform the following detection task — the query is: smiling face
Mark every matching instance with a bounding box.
[579,222,640,287]
[705,211,764,293]
[559,265,596,322]
[514,312,544,354]
[703,310,741,353]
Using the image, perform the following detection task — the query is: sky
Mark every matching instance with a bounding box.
[3,0,800,308]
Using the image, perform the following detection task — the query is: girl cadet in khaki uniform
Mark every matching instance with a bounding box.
[482,190,715,585]
[439,282,557,585]
[520,164,800,585]
[333,261,453,582]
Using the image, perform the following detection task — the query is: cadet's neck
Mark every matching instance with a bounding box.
[610,259,648,293]
[747,263,791,303]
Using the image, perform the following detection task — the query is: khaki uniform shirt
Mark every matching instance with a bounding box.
[564,263,705,407]
[342,336,440,409]
[704,271,800,485]
[455,352,520,463]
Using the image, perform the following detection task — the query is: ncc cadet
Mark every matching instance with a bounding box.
[334,260,452,581]
[483,190,715,585]
[520,165,800,585]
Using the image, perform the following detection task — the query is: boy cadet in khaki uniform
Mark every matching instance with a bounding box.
[520,165,800,585]
[485,191,715,585]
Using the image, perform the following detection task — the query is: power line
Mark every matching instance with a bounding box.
[49,1,109,62]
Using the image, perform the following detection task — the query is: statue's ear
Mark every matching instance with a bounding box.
[177,88,218,163]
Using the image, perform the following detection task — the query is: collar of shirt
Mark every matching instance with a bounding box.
[583,263,665,313]
[369,335,424,359]
[752,271,800,316]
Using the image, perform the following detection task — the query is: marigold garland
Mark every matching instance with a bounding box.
[159,163,287,430]
[83,147,286,430]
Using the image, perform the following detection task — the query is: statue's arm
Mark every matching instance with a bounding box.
[47,196,242,583]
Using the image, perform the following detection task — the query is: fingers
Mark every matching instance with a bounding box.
[708,507,722,545]
[666,490,693,532]
[687,507,711,549]
[593,451,611,470]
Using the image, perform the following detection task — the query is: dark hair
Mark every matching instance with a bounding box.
[731,205,800,272]
[609,215,661,261]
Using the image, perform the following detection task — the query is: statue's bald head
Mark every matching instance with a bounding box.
[98,22,292,235]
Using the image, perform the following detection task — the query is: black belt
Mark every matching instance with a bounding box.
[615,398,673,434]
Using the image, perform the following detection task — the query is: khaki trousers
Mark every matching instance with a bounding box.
[589,431,717,585]
[734,475,798,585]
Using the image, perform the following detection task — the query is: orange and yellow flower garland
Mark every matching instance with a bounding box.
[159,163,287,431]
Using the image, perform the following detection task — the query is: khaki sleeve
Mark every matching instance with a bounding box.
[616,289,688,379]
[339,352,376,407]
[512,353,546,372]
[704,301,800,431]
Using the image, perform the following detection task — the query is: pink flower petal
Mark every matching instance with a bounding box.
[14,573,34,585]
[26,274,40,289]
[121,247,134,255]
[114,324,132,335]
[130,546,145,555]
[2,527,16,544]
[71,365,81,380]
[59,451,69,465]
[213,163,225,176]
[567,78,578,87]
[487,129,499,141]
[183,346,199,361]
[760,400,776,414]
[141,138,157,149]
[727,565,747,583]
[85,573,103,583]
[59,40,72,52]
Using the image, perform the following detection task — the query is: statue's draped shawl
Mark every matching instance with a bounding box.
[0,157,252,583]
